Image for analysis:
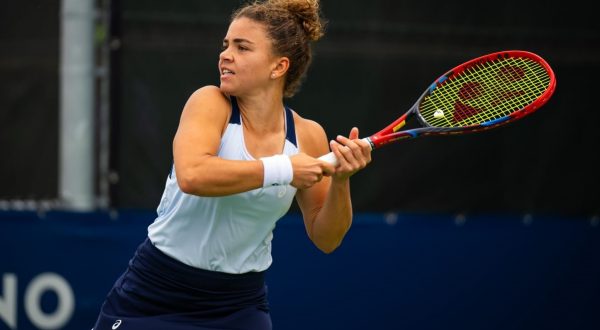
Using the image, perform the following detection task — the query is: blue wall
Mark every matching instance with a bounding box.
[1,211,598,329]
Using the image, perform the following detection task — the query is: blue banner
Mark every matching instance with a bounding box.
[1,211,599,329]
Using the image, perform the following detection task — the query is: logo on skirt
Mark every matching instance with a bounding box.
[112,320,122,329]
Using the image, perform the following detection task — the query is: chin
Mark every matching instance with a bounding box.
[219,84,244,98]
[219,84,234,95]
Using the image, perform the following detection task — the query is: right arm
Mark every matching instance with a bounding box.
[174,86,331,196]
[173,86,264,196]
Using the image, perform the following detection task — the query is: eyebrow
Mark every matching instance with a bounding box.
[223,38,254,45]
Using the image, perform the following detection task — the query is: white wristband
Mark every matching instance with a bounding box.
[260,154,293,187]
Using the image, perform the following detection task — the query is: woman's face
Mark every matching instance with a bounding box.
[219,17,279,96]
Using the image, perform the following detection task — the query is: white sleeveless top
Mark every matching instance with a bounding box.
[148,97,299,274]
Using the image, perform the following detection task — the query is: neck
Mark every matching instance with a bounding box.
[236,89,285,133]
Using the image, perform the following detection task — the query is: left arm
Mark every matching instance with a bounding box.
[295,118,371,253]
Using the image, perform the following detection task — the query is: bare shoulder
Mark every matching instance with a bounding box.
[191,85,227,99]
[292,111,330,157]
[179,86,231,131]
[184,86,230,116]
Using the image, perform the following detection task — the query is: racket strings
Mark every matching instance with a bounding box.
[420,57,551,127]
[437,58,542,125]
[450,58,547,125]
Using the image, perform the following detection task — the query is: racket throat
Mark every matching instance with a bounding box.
[392,120,406,132]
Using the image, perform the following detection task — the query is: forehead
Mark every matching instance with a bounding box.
[225,17,269,43]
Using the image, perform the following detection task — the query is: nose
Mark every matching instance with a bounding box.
[219,47,232,62]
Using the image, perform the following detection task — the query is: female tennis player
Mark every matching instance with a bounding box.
[93,0,371,329]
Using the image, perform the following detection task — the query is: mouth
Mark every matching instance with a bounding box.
[221,68,235,76]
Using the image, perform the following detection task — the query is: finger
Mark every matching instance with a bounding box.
[332,139,361,170]
[336,135,363,163]
[315,173,323,182]
[319,159,335,176]
[341,128,371,164]
[332,139,355,158]
[335,135,360,152]
[347,128,371,157]
[349,127,359,140]
[330,140,349,167]
[355,138,372,162]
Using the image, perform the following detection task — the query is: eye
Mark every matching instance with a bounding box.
[238,45,249,52]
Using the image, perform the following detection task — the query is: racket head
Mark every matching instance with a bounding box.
[370,50,556,148]
[417,50,556,129]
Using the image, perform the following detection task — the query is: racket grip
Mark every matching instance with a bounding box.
[318,152,339,166]
[317,137,372,166]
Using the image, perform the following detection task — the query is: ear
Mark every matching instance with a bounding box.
[271,57,289,79]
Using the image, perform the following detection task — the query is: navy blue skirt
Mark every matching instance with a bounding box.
[93,238,271,330]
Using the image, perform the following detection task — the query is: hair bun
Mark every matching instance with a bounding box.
[270,0,326,41]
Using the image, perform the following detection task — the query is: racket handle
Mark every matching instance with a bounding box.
[318,152,339,166]
[317,137,373,166]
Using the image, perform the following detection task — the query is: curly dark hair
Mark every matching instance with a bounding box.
[232,0,327,97]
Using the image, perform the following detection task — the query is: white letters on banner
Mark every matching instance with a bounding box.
[0,273,75,330]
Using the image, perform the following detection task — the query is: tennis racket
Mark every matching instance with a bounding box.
[319,50,556,165]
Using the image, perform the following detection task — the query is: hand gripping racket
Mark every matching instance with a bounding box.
[319,50,556,165]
